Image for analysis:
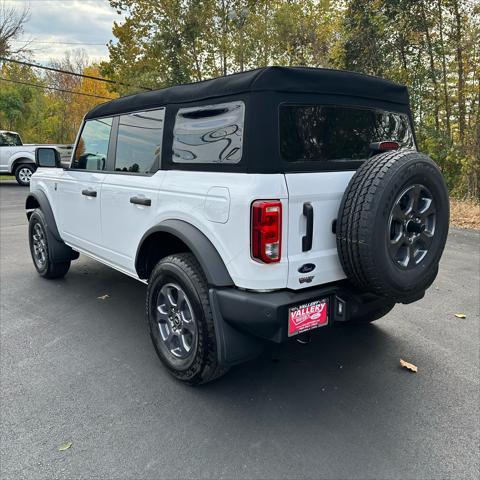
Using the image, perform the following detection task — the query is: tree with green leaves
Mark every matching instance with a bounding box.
[102,0,340,93]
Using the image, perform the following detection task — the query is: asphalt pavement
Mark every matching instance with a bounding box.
[1,181,479,480]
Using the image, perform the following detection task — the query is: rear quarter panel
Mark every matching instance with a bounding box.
[158,171,289,290]
[7,149,35,172]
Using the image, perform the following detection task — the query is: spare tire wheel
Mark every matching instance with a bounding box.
[336,149,449,302]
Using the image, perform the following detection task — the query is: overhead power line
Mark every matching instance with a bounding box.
[0,77,115,100]
[5,0,107,2]
[11,40,108,46]
[0,57,152,91]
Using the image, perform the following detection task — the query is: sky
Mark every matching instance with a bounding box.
[6,0,123,64]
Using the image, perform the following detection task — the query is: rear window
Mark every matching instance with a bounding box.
[0,132,22,146]
[280,105,414,163]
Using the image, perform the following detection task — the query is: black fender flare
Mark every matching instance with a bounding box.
[135,219,234,287]
[26,191,79,262]
[26,191,62,241]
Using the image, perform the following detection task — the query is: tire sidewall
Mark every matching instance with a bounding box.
[370,154,449,295]
[147,259,208,376]
[28,210,50,275]
[15,164,35,186]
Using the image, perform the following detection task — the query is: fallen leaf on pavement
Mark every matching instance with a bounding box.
[97,294,110,300]
[454,313,466,318]
[400,359,418,373]
[58,442,72,451]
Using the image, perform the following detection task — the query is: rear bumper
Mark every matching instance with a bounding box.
[209,281,396,366]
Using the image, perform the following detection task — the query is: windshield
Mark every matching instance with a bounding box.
[0,132,22,147]
[280,105,414,163]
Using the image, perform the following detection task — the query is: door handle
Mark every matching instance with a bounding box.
[81,189,97,197]
[130,196,151,206]
[302,202,314,252]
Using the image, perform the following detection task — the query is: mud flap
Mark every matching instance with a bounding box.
[209,289,264,367]
[44,227,79,263]
[26,191,79,263]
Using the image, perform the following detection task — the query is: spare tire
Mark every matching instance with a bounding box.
[336,149,449,302]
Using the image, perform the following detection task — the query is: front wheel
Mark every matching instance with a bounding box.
[28,209,70,279]
[15,163,35,186]
[146,253,228,385]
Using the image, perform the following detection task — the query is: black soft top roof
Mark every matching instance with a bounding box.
[85,66,409,120]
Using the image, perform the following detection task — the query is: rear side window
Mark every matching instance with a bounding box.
[172,101,244,164]
[72,118,112,171]
[114,108,165,174]
[280,105,414,163]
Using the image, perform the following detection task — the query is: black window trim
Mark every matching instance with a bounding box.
[277,102,417,173]
[105,116,119,172]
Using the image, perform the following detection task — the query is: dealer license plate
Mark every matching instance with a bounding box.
[288,298,329,337]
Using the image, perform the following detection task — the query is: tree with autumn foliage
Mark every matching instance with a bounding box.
[1,0,478,198]
[0,51,117,144]
[102,0,479,199]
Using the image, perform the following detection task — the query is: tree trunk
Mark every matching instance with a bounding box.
[474,84,480,199]
[452,0,466,146]
[191,40,203,82]
[420,0,440,131]
[437,0,451,139]
[221,0,227,76]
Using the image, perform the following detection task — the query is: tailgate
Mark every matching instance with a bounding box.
[284,171,355,290]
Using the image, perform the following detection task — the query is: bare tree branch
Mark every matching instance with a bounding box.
[0,0,30,58]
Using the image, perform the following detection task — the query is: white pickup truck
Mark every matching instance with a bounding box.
[0,130,73,186]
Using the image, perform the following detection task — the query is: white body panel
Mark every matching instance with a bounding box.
[31,166,352,291]
[284,172,355,289]
[100,172,164,271]
[157,171,289,290]
[0,146,35,172]
[57,170,106,251]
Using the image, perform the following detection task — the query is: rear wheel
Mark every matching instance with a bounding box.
[14,163,35,186]
[28,209,70,279]
[146,253,227,385]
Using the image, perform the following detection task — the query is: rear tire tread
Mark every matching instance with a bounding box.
[337,150,447,299]
[147,253,227,385]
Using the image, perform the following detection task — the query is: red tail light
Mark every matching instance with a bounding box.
[379,141,400,151]
[370,141,400,153]
[251,200,282,263]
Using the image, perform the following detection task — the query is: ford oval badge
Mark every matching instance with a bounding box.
[298,263,316,274]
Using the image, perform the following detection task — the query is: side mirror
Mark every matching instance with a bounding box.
[35,147,61,168]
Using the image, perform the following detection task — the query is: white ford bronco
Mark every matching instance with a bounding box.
[26,67,449,384]
[0,130,72,186]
